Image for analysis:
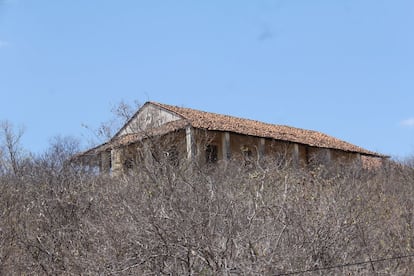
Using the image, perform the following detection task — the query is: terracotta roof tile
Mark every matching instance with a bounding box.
[151,102,386,157]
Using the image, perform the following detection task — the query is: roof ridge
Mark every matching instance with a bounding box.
[150,101,296,128]
[150,101,346,137]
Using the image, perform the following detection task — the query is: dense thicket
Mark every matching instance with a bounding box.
[0,154,413,275]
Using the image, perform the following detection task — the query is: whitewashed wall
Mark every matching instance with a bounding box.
[117,104,181,136]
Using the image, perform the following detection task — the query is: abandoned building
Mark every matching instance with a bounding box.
[72,102,387,174]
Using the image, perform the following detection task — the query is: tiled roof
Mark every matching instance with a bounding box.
[150,102,386,157]
[73,101,387,159]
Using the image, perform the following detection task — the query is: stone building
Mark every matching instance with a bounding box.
[72,102,387,174]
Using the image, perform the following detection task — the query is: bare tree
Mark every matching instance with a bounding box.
[37,135,81,172]
[0,120,26,176]
[83,100,141,144]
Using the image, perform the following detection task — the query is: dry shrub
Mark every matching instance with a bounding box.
[0,155,413,275]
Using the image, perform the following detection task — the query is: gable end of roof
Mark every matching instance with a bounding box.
[113,102,187,139]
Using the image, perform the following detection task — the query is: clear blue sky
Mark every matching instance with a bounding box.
[1,0,413,158]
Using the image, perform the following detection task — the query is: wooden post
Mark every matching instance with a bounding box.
[356,153,362,165]
[186,126,195,159]
[325,148,332,163]
[111,148,123,176]
[100,151,111,174]
[222,132,231,160]
[258,138,265,160]
[292,143,299,166]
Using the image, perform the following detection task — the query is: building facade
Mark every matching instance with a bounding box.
[72,102,387,174]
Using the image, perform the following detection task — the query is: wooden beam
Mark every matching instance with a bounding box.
[222,132,231,160]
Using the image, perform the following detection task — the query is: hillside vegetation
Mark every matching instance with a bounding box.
[1,115,413,275]
[1,143,413,275]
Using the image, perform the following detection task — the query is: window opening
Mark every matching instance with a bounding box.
[124,158,134,170]
[165,146,179,166]
[206,144,218,163]
[241,145,253,166]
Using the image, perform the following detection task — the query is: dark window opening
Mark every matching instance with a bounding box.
[242,149,252,159]
[206,144,218,163]
[107,154,112,173]
[124,158,134,170]
[165,146,179,166]
[241,145,253,166]
[305,146,310,165]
